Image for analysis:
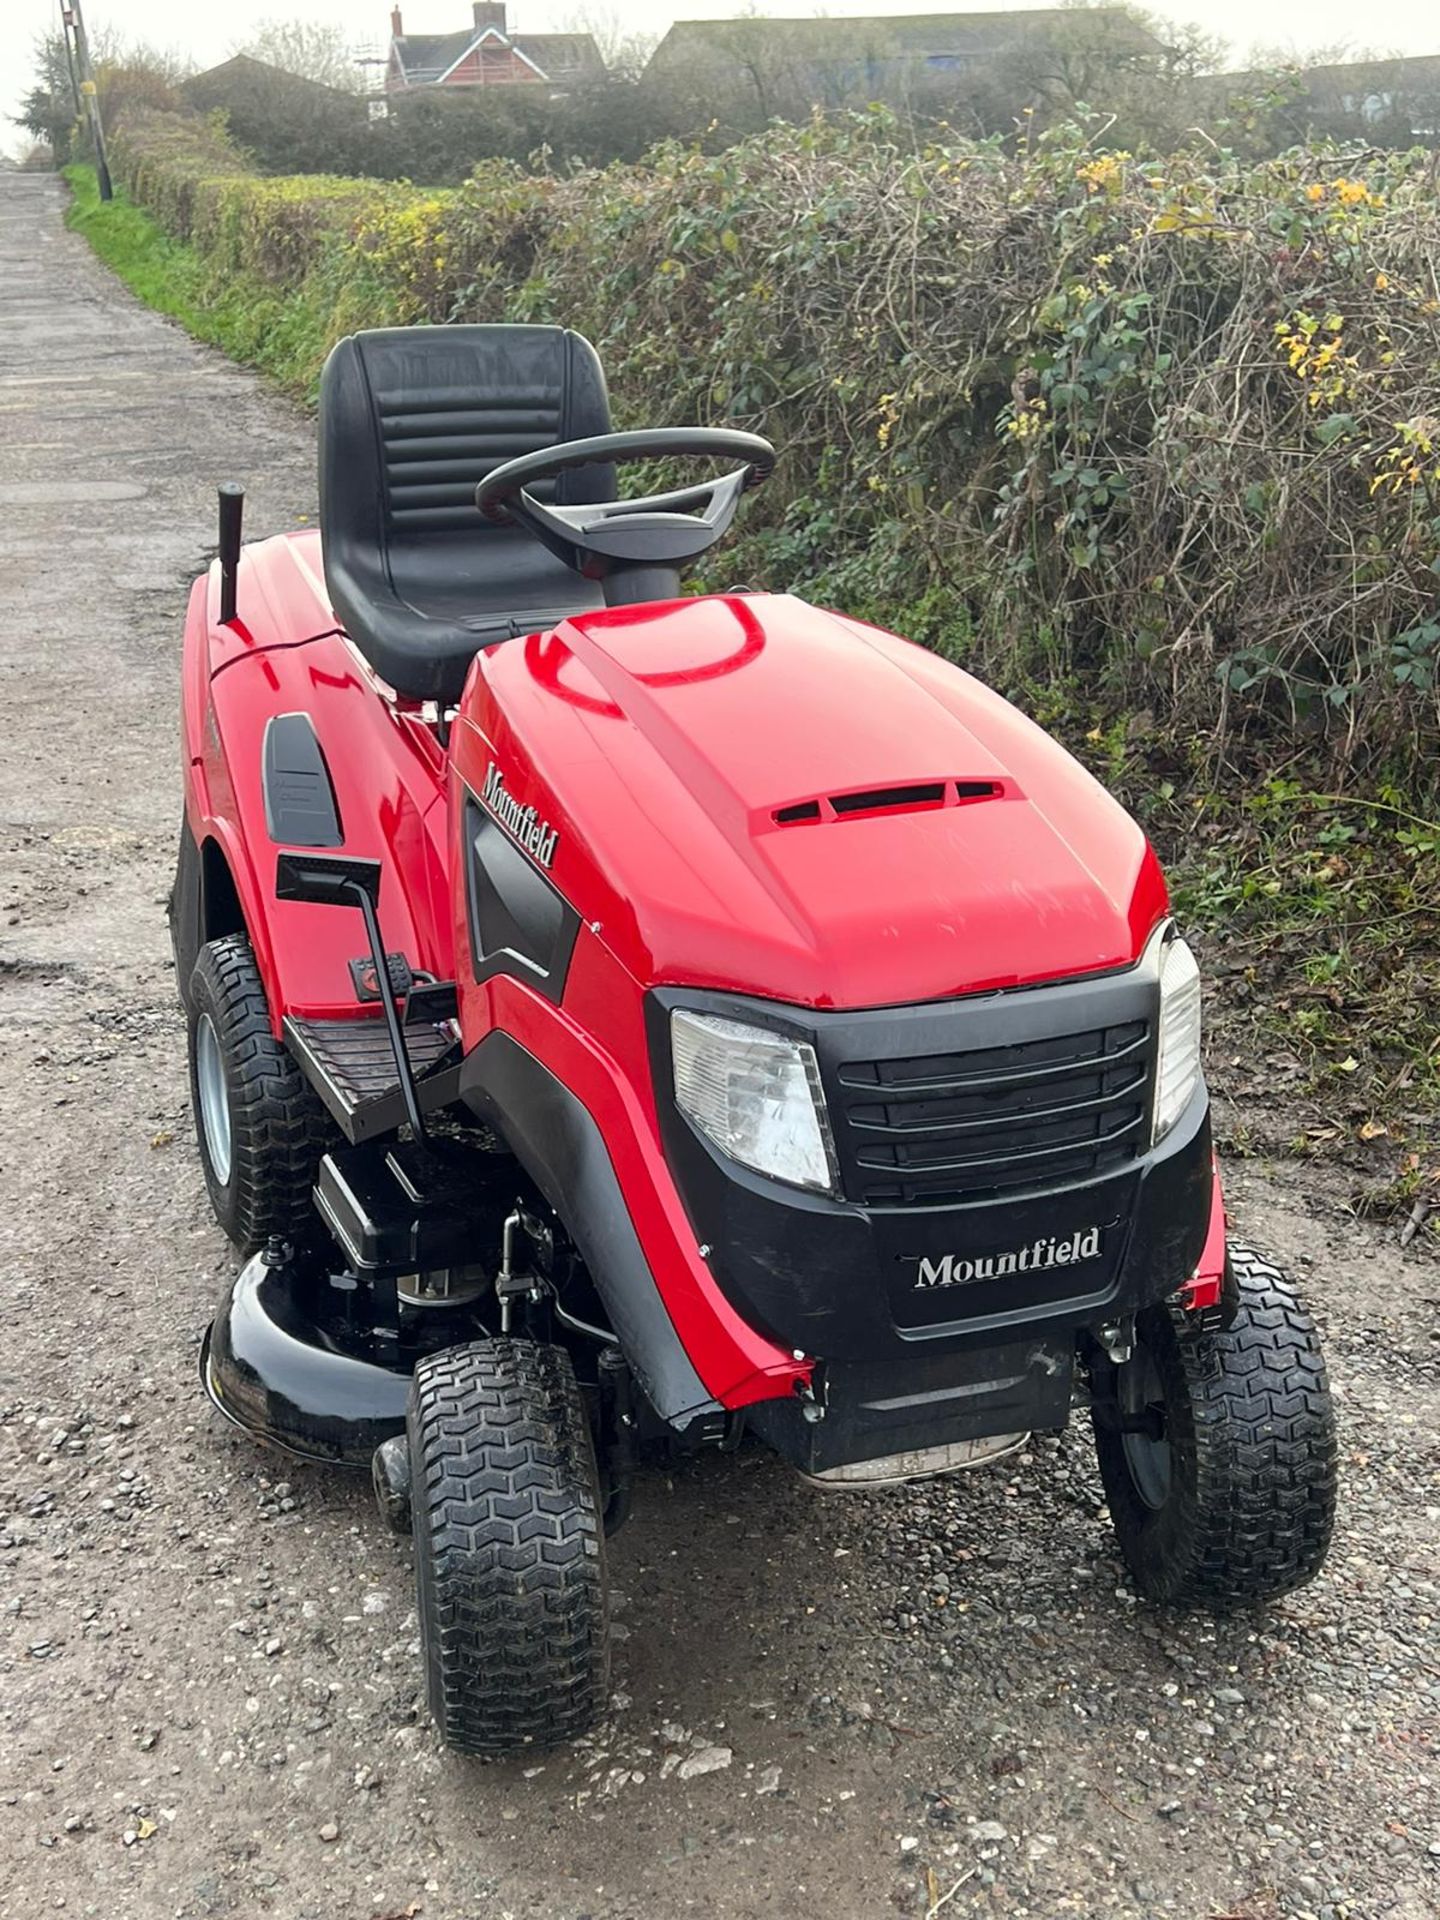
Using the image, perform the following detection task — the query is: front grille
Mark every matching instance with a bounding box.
[834,1016,1153,1207]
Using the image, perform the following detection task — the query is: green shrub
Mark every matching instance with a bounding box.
[105,107,1440,775]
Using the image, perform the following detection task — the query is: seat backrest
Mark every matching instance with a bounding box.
[319,323,614,566]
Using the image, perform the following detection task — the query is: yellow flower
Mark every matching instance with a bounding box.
[1305,183,1325,203]
[1075,154,1125,195]
[1375,272,1389,290]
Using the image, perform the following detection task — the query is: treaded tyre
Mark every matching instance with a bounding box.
[1093,1242,1337,1609]
[409,1338,609,1757]
[186,933,335,1255]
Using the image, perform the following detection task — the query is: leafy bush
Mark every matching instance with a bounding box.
[108,108,1440,774]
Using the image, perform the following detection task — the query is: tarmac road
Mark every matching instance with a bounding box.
[1,171,1437,1920]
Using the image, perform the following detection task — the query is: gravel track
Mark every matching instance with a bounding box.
[1,171,1437,1920]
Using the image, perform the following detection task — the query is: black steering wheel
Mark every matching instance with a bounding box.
[475,427,776,585]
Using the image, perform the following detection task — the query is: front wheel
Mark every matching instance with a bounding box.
[409,1339,609,1756]
[1092,1243,1337,1609]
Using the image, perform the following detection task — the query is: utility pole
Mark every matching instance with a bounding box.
[63,0,112,202]
[58,3,83,118]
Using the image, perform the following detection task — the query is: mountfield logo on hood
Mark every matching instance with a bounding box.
[913,1227,1102,1291]
[480,762,559,869]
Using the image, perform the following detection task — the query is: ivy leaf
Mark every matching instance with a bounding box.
[1313,413,1355,445]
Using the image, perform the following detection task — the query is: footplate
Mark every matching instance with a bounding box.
[285,1014,460,1143]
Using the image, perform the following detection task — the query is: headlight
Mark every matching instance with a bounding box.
[1153,932,1202,1142]
[671,1009,839,1193]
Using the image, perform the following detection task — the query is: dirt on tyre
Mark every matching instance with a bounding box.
[409,1338,609,1756]
[186,932,335,1255]
[1092,1242,1337,1610]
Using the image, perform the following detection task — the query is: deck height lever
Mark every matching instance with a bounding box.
[343,879,428,1143]
[273,851,429,1144]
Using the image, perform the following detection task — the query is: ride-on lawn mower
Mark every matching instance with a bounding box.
[172,325,1337,1755]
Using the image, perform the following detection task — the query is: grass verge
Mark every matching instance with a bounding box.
[63,165,328,396]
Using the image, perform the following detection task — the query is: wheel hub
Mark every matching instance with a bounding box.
[1117,1340,1172,1510]
[195,1011,233,1185]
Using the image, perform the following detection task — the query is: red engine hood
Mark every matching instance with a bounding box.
[459,594,1167,1010]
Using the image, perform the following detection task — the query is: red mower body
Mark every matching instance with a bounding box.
[179,531,1222,1433]
[182,532,453,1022]
[173,323,1332,1763]
[457,591,1171,1007]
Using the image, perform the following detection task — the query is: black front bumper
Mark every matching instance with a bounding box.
[650,975,1212,1473]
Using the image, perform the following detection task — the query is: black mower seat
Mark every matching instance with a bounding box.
[318,325,616,704]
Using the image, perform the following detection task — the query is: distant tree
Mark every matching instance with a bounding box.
[186,59,369,174]
[18,35,78,161]
[234,19,367,93]
[640,16,906,144]
[558,6,658,84]
[19,30,190,164]
[1204,41,1440,155]
[97,59,188,132]
[1242,39,1394,69]
[964,3,1225,146]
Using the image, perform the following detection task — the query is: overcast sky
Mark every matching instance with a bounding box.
[6,0,1440,155]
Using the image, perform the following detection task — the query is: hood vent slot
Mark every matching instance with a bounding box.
[830,782,946,816]
[772,778,1002,828]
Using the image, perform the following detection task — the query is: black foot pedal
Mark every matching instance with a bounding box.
[349,951,415,1002]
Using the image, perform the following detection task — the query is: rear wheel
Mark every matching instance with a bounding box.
[409,1338,609,1756]
[186,933,334,1255]
[1092,1244,1337,1609]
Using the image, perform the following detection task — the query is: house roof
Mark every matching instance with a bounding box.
[651,10,1160,62]
[512,32,604,72]
[391,27,603,83]
[1206,52,1440,100]
[183,53,352,100]
[1285,52,1440,87]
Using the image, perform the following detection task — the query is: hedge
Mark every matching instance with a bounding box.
[109,108,1440,773]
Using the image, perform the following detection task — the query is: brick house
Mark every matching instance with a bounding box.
[384,3,603,94]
